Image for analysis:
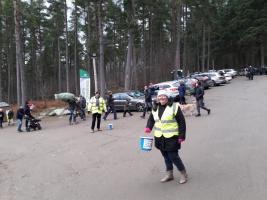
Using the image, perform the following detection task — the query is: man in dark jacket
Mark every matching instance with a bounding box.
[103,91,117,120]
[24,101,33,131]
[193,82,210,117]
[67,98,77,125]
[17,106,25,132]
[178,81,186,105]
[141,85,152,119]
[0,108,4,128]
[145,90,188,184]
[79,95,87,120]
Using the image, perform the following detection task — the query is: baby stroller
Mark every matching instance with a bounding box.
[27,118,42,131]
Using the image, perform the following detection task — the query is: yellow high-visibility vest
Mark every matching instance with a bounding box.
[88,96,107,114]
[152,103,179,138]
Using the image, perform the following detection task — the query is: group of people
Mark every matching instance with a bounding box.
[1,80,212,185]
[67,95,87,125]
[0,108,14,128]
[140,80,210,118]
[0,101,35,132]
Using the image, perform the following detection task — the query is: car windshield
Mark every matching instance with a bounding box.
[172,82,180,87]
[158,84,170,89]
[127,91,144,97]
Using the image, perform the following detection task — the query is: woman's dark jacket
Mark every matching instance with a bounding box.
[194,86,204,100]
[17,108,25,120]
[146,101,186,151]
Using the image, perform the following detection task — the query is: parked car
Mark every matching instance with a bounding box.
[152,81,180,98]
[218,70,232,83]
[190,74,212,89]
[112,93,145,112]
[202,72,226,86]
[178,78,198,95]
[238,68,248,76]
[223,69,237,77]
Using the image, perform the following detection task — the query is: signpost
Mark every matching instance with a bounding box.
[79,69,90,103]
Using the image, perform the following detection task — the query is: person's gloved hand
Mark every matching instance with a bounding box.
[145,127,151,134]
[178,138,185,143]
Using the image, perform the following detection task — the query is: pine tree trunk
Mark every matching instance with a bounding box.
[202,23,206,72]
[124,0,135,91]
[207,27,211,70]
[125,30,133,90]
[132,47,138,89]
[14,0,25,106]
[0,0,2,100]
[149,11,153,81]
[174,1,181,78]
[260,42,264,68]
[97,1,105,96]
[58,37,61,92]
[86,3,91,74]
[197,35,200,72]
[74,0,78,95]
[64,0,69,92]
[182,4,187,75]
[142,9,147,84]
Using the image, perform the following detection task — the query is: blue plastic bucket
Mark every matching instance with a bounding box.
[108,123,113,130]
[140,137,153,151]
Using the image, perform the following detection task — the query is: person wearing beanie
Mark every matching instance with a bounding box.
[144,90,188,184]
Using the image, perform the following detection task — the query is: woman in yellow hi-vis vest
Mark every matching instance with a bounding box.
[145,90,188,184]
[88,91,107,133]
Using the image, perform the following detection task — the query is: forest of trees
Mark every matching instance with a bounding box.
[0,0,266,105]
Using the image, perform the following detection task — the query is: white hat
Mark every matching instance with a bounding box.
[157,90,169,98]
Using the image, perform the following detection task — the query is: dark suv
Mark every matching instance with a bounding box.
[112,93,145,112]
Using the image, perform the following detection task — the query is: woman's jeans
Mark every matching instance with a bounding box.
[69,109,76,123]
[196,98,209,114]
[17,119,22,131]
[160,150,186,172]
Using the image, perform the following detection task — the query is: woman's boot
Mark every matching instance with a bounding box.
[160,170,174,182]
[179,170,188,184]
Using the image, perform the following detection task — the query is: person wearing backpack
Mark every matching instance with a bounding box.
[79,95,87,120]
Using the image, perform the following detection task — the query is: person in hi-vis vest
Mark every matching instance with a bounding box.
[88,91,107,133]
[145,90,188,184]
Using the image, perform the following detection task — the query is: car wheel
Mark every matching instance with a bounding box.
[136,103,144,112]
[211,80,216,87]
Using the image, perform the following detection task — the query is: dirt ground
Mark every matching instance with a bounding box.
[1,76,267,200]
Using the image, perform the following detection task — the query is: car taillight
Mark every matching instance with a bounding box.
[170,88,177,92]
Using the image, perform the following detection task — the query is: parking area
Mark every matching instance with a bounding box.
[1,76,267,200]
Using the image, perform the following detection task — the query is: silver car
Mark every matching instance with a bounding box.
[202,72,226,86]
[113,93,145,112]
